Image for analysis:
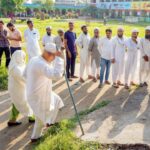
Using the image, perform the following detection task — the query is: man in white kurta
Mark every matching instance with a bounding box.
[42,26,55,47]
[124,29,141,89]
[24,20,41,59]
[25,43,64,142]
[111,27,126,88]
[76,25,91,83]
[140,26,150,87]
[8,51,34,126]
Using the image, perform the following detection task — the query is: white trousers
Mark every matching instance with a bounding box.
[31,116,44,139]
[31,93,64,139]
[80,58,90,78]
[125,52,139,85]
[112,60,125,83]
[91,60,100,78]
[140,58,150,83]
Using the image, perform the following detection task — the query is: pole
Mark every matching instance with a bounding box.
[64,73,85,135]
[60,50,84,135]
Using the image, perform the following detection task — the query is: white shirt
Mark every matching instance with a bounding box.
[99,37,113,60]
[125,38,141,53]
[24,28,41,58]
[24,28,40,43]
[42,34,55,46]
[111,36,126,61]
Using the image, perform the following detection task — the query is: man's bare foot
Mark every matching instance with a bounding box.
[71,75,78,78]
[68,78,73,82]
[88,75,93,79]
[79,78,85,83]
[125,84,130,90]
[131,82,136,86]
[97,74,100,79]
[93,77,97,82]
[112,83,119,88]
[105,81,111,85]
[117,81,124,86]
[139,83,144,87]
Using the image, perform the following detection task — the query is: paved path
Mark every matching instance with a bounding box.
[76,84,150,145]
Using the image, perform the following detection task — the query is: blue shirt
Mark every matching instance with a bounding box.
[64,31,76,54]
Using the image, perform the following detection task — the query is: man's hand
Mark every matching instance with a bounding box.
[0,31,6,38]
[55,51,62,57]
[143,55,149,62]
[111,58,115,64]
[67,50,72,59]
[76,51,78,56]
[61,46,65,51]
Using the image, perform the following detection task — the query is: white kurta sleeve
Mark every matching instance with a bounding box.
[24,30,28,42]
[98,39,102,55]
[13,67,25,82]
[36,29,40,40]
[75,34,83,49]
[43,57,64,80]
[111,38,116,59]
[140,39,146,57]
[42,36,45,46]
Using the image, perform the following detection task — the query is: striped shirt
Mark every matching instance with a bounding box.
[0,29,9,47]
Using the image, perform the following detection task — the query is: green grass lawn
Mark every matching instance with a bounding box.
[0,18,147,91]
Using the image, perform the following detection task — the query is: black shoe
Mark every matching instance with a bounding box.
[29,119,35,123]
[143,82,148,86]
[31,137,41,143]
[7,121,22,127]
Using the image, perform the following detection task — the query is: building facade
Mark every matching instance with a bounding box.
[93,0,150,18]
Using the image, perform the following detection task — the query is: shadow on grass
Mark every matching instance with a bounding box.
[31,101,111,150]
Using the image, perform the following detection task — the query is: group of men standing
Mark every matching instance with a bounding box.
[0,19,150,142]
[76,25,150,89]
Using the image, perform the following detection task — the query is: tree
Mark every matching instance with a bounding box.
[41,0,54,11]
[1,0,24,16]
[82,5,99,18]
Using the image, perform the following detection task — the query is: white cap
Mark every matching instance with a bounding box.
[94,27,100,32]
[58,28,64,33]
[46,26,52,30]
[45,43,57,53]
[132,28,139,33]
[117,26,124,31]
[81,25,87,29]
[145,26,150,31]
